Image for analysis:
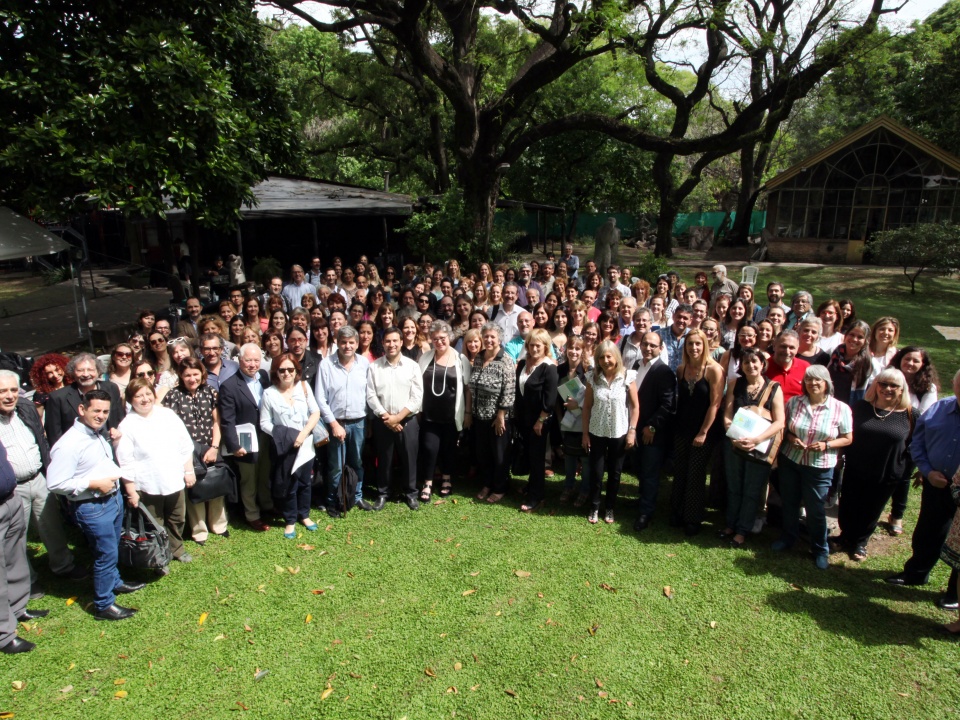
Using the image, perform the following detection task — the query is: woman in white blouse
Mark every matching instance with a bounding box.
[260,353,323,539]
[116,378,195,569]
[581,340,639,525]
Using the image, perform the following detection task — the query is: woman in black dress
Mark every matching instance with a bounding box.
[833,368,914,562]
[514,329,558,513]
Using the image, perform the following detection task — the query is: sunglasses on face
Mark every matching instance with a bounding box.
[877,382,900,390]
[277,367,296,375]
[136,370,156,378]
[114,351,132,358]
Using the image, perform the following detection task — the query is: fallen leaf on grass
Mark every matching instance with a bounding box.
[595,678,604,688]
[789,583,805,592]
[709,621,717,629]
[505,689,518,698]
[584,581,590,587]
[349,673,362,679]
[287,566,301,575]
[66,597,77,606]
[198,613,208,626]
[598,690,609,698]
[243,624,253,632]
[446,686,458,694]
[18,623,29,631]
[462,589,476,596]
[508,597,515,606]
[68,662,75,671]
[514,570,531,578]
[214,634,226,641]
[113,679,126,686]
[599,583,617,593]
[254,669,270,682]
[424,668,437,677]
[897,692,910,697]
[305,614,312,624]
[588,624,600,636]
[472,653,478,663]
[433,499,446,505]
[60,686,74,693]
[453,662,462,671]
[311,589,326,595]
[113,690,127,699]
[236,702,249,711]
[297,544,315,551]
[471,684,480,691]
[369,539,374,546]
[663,586,673,599]
[274,565,286,574]
[256,584,265,593]
[469,571,480,577]
[10,682,24,691]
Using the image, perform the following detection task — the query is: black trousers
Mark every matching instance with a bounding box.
[372,416,419,500]
[521,421,549,504]
[588,434,626,512]
[475,418,512,494]
[836,473,898,549]
[902,477,959,593]
[671,434,714,525]
[419,419,458,482]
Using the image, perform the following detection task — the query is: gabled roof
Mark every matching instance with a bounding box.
[166,175,413,218]
[765,116,960,191]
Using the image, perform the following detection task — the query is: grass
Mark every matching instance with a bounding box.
[7,265,960,719]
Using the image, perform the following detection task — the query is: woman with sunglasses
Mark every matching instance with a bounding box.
[126,334,145,364]
[105,343,135,396]
[146,331,174,376]
[832,368,913,562]
[132,359,160,395]
[260,354,324,539]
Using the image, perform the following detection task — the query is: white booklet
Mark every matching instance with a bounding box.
[223,423,258,456]
[726,407,773,454]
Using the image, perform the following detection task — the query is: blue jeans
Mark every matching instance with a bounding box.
[563,453,589,495]
[68,491,123,611]
[724,441,772,536]
[326,419,365,508]
[635,444,667,517]
[778,455,833,557]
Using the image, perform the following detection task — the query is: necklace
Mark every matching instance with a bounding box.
[684,365,704,394]
[872,404,895,420]
[431,352,450,397]
[745,379,764,400]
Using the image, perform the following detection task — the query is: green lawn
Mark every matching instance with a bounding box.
[6,265,960,719]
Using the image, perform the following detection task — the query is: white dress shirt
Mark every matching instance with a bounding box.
[492,304,522,343]
[315,353,371,423]
[366,355,424,417]
[46,419,123,500]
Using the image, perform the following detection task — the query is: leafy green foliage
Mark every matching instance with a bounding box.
[633,253,671,286]
[0,0,299,228]
[250,256,283,289]
[867,222,960,294]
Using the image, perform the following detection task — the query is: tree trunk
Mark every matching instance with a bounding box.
[730,120,778,245]
[652,153,676,257]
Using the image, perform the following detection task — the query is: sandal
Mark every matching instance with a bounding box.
[420,483,433,502]
[439,479,453,497]
[520,500,543,513]
[475,487,490,501]
[486,492,505,504]
[851,546,868,562]
[889,514,904,536]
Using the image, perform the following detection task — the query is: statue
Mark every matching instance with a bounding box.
[228,254,246,286]
[593,217,620,273]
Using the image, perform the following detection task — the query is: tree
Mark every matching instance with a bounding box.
[867,222,960,294]
[0,0,298,228]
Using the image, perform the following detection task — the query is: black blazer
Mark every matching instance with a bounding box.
[44,381,125,447]
[218,369,270,462]
[637,361,677,447]
[515,360,558,429]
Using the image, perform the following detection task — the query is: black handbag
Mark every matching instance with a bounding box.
[338,441,359,513]
[119,503,172,570]
[188,462,238,504]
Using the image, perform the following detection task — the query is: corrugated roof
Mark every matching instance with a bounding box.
[167,175,413,218]
[764,116,960,191]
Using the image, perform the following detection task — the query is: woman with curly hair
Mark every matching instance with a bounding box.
[29,353,70,420]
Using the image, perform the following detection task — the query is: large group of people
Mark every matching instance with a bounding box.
[1,248,959,654]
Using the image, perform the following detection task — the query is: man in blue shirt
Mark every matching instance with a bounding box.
[658,304,693,373]
[315,326,373,516]
[886,369,960,610]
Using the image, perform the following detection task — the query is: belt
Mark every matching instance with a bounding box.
[335,418,364,424]
[17,470,42,485]
[69,491,118,505]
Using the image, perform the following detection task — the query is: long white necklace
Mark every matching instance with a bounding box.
[431,351,450,397]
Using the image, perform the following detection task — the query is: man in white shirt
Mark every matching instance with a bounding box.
[366,327,424,511]
[620,308,654,372]
[539,261,556,296]
[491,282,522,342]
[322,268,348,302]
[46,390,143,621]
[618,297,637,337]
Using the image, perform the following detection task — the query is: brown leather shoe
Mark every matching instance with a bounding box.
[249,519,271,532]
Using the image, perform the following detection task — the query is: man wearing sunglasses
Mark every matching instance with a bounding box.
[44,353,125,447]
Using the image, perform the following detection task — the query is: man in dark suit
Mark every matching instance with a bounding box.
[219,343,272,531]
[632,332,677,531]
[44,353,125,447]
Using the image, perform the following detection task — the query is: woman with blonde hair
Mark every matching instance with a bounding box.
[581,340,639,524]
[478,262,493,288]
[670,328,724,535]
[631,279,651,308]
[700,318,725,362]
[867,316,900,387]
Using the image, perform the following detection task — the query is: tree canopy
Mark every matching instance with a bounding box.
[0,0,298,229]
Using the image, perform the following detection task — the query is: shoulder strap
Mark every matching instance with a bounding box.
[757,379,775,409]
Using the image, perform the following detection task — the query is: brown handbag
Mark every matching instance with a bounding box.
[734,380,783,465]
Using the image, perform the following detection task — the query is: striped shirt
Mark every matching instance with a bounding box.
[781,395,852,469]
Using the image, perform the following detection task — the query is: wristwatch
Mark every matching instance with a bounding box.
[647,425,656,434]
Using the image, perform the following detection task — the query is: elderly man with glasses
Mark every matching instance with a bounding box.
[44,354,125,447]
[282,264,318,310]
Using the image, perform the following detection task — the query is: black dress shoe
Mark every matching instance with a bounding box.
[357,499,374,511]
[372,496,387,511]
[57,565,90,581]
[634,515,651,531]
[94,604,137,621]
[17,608,50,621]
[0,636,35,654]
[217,530,231,538]
[936,596,960,611]
[115,581,146,595]
[326,506,342,519]
[405,496,420,511]
[885,573,927,587]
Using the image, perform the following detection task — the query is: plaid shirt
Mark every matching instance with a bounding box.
[781,395,852,469]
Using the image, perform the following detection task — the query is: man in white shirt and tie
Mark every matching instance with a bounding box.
[490,282,522,343]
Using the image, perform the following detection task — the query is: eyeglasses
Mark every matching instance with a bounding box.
[136,371,156,378]
[877,382,901,390]
[149,338,166,345]
[114,351,132,358]
[277,367,296,375]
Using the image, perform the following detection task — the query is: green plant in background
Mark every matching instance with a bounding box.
[632,252,670,286]
[41,265,72,286]
[250,256,283,290]
[867,222,960,294]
